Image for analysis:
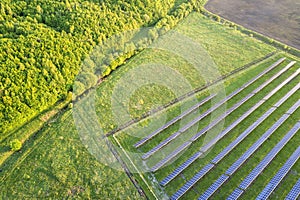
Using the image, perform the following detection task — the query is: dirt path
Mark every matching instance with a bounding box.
[205,0,300,50]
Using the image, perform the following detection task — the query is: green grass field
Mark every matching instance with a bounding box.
[0,111,140,199]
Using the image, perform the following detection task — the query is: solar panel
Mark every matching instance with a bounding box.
[160,151,203,186]
[198,175,229,200]
[257,146,300,200]
[150,141,191,172]
[170,164,214,200]
[227,188,244,200]
[285,178,300,200]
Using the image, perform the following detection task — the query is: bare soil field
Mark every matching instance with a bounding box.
[205,0,300,50]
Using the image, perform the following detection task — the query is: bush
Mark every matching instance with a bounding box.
[68,103,73,109]
[10,139,22,151]
[215,16,221,22]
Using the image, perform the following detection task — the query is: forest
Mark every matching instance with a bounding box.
[0,0,204,135]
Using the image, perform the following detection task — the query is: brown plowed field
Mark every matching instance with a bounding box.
[205,0,300,50]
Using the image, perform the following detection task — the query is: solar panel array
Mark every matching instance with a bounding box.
[129,57,300,199]
[149,63,298,172]
[227,122,300,199]
[240,122,300,190]
[256,146,300,200]
[285,178,300,200]
[211,107,275,164]
[194,99,299,200]
[225,115,288,176]
[170,88,300,200]
[134,57,286,149]
[161,74,300,188]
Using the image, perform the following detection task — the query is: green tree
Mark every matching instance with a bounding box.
[10,139,22,151]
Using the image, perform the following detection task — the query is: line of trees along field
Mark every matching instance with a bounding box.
[0,0,205,135]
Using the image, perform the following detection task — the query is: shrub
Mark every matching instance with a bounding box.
[269,39,274,43]
[10,139,22,151]
[68,103,73,109]
[215,16,221,22]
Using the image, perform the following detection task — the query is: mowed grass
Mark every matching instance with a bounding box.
[113,53,300,199]
[95,12,275,134]
[0,111,140,199]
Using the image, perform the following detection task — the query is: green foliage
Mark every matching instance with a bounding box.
[10,139,22,151]
[215,15,221,22]
[0,0,192,135]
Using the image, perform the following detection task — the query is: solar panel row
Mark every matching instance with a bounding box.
[198,175,229,200]
[160,151,204,186]
[263,68,300,102]
[227,188,244,200]
[134,94,216,148]
[286,99,300,115]
[274,82,300,108]
[160,71,299,188]
[251,61,296,95]
[135,58,286,149]
[170,164,214,199]
[150,141,191,172]
[227,122,300,198]
[285,178,300,200]
[241,58,286,90]
[256,146,300,200]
